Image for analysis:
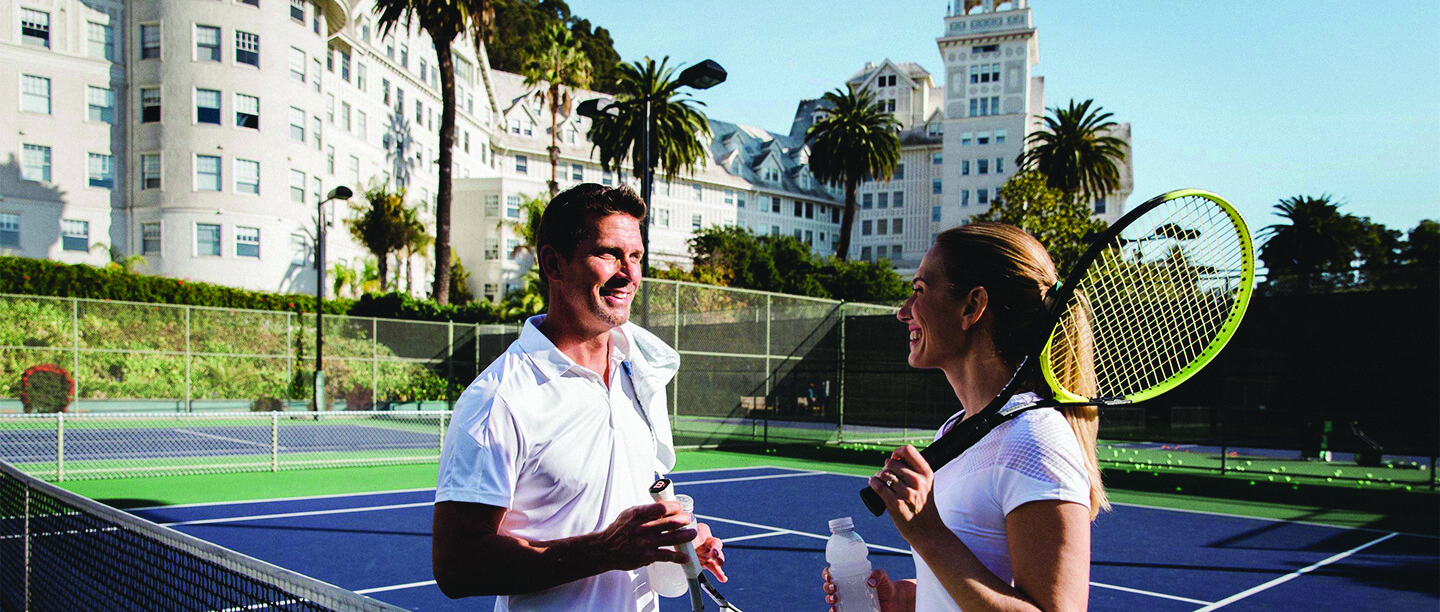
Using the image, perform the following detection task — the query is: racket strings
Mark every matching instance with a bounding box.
[1051,195,1250,400]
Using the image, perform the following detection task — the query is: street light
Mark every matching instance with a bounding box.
[577,59,726,278]
[314,185,353,411]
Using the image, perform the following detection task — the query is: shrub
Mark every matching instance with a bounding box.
[250,397,285,412]
[20,364,74,413]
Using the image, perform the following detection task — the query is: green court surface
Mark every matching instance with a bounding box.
[61,449,1438,537]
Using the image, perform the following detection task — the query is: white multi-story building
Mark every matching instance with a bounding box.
[0,0,1130,301]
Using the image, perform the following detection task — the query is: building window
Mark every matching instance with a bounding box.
[961,160,970,176]
[290,169,306,203]
[977,188,990,205]
[418,58,427,82]
[289,107,306,141]
[995,157,1004,174]
[893,191,904,208]
[87,86,115,123]
[483,239,499,260]
[236,158,260,194]
[240,0,258,6]
[933,151,943,165]
[692,214,703,230]
[977,159,989,175]
[312,59,321,91]
[340,50,351,81]
[21,75,50,114]
[310,177,320,206]
[893,218,904,234]
[0,213,18,248]
[290,0,305,23]
[892,244,903,260]
[141,154,161,189]
[737,192,746,208]
[995,130,1007,144]
[515,155,527,174]
[236,94,259,129]
[805,202,815,218]
[20,9,50,48]
[326,145,334,175]
[290,233,309,265]
[356,62,367,91]
[656,208,670,227]
[861,220,873,236]
[196,89,222,124]
[978,131,991,145]
[290,47,306,82]
[894,164,905,180]
[196,223,221,257]
[932,179,942,194]
[961,190,970,207]
[312,6,320,33]
[141,88,161,123]
[506,195,521,218]
[195,25,221,61]
[602,171,613,186]
[140,24,161,59]
[861,193,873,210]
[141,222,161,254]
[771,197,781,213]
[792,201,803,217]
[483,283,498,302]
[860,246,872,261]
[969,63,1000,84]
[723,189,734,205]
[877,245,888,260]
[832,207,841,223]
[341,102,352,132]
[1095,197,1107,214]
[878,193,889,209]
[348,155,359,186]
[571,163,583,181]
[960,132,972,146]
[20,144,50,182]
[236,226,260,258]
[932,205,942,222]
[195,155,222,191]
[505,239,520,260]
[399,43,408,68]
[87,21,114,61]
[483,194,499,217]
[61,220,89,252]
[236,31,260,66]
[357,110,368,140]
[87,153,114,188]
[968,96,1001,117]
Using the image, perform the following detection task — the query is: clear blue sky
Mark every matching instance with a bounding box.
[566,0,1439,234]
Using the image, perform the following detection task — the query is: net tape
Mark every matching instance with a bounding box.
[0,458,403,612]
[1050,194,1248,400]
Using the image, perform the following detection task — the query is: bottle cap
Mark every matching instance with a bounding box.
[828,517,854,533]
[675,494,694,513]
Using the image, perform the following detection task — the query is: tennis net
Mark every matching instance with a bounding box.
[0,458,402,612]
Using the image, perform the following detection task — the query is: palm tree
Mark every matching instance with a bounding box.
[372,0,493,304]
[1016,99,1129,206]
[521,22,591,198]
[346,186,412,291]
[587,57,712,184]
[804,87,901,260]
[396,205,433,294]
[1259,195,1366,291]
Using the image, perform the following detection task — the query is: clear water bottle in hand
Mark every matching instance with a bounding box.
[827,517,881,612]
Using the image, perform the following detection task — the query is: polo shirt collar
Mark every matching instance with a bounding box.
[519,315,634,383]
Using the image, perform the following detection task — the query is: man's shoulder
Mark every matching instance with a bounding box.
[453,340,542,421]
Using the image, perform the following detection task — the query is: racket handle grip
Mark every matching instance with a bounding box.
[860,486,885,517]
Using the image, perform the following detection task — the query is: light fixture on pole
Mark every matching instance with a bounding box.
[314,185,353,411]
[576,59,725,324]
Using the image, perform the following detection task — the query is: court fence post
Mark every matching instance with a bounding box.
[837,304,846,444]
[372,318,379,409]
[447,321,456,405]
[185,306,193,413]
[764,294,772,445]
[56,412,65,482]
[71,298,80,412]
[271,411,279,472]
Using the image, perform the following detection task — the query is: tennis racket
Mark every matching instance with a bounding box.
[861,188,1256,516]
[649,478,744,612]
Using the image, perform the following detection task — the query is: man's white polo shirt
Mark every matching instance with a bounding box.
[436,315,679,611]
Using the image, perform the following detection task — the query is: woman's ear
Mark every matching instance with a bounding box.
[958,286,989,330]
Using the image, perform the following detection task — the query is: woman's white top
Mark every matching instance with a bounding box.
[912,392,1091,611]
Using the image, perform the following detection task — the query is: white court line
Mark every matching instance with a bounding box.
[1090,581,1212,605]
[694,513,913,555]
[174,428,281,450]
[129,487,437,511]
[675,471,825,486]
[669,465,808,475]
[159,501,433,526]
[355,580,437,595]
[1191,532,1400,611]
[720,530,792,544]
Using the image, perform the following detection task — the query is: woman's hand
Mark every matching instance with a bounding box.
[869,445,947,543]
[823,567,913,612]
[692,521,727,582]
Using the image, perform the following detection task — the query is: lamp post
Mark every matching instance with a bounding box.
[314,185,353,411]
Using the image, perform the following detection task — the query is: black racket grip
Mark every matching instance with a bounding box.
[860,485,886,516]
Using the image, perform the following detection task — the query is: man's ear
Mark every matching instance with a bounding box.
[958,286,989,330]
[538,244,566,283]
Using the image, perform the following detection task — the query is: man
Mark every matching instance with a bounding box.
[432,184,725,610]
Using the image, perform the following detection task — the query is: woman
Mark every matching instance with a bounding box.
[824,223,1106,611]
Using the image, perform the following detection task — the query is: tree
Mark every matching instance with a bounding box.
[503,193,548,304]
[487,1,622,94]
[396,204,433,294]
[974,172,1108,275]
[1259,195,1368,292]
[372,0,493,305]
[672,226,908,303]
[521,21,591,197]
[347,186,413,291]
[587,57,713,186]
[1016,99,1129,206]
[804,87,901,261]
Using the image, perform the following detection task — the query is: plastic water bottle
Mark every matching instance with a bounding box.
[647,481,702,598]
[827,517,880,612]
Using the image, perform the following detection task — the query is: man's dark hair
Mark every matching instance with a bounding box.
[536,183,647,260]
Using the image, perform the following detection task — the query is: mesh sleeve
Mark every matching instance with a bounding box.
[993,412,1091,516]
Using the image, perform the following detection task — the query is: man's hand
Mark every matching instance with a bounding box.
[593,500,697,571]
[692,521,727,582]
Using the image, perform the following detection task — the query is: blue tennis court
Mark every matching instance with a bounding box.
[128,466,1438,611]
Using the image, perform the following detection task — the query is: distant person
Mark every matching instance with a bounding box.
[823,223,1105,611]
[432,184,725,610]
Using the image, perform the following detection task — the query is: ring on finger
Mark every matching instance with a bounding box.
[882,471,898,487]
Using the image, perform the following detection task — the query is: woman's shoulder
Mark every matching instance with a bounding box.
[993,408,1086,478]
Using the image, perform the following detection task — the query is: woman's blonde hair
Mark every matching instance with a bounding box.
[933,222,1109,519]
